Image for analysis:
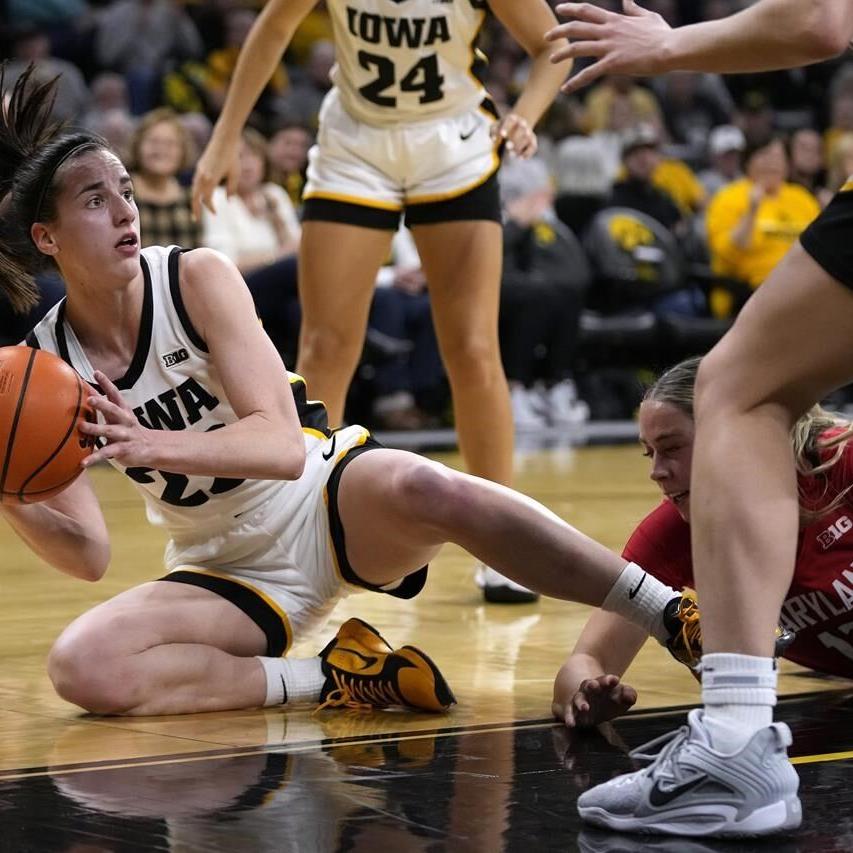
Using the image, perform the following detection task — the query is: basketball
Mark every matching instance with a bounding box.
[0,346,95,504]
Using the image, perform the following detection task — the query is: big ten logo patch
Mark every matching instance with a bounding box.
[818,515,853,550]
[162,348,189,369]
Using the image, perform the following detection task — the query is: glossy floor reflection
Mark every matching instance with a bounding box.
[1,691,851,852]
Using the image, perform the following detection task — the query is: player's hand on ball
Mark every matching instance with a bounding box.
[492,113,537,159]
[562,674,637,728]
[80,371,154,468]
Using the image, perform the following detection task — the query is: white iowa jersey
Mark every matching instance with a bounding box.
[27,245,328,537]
[328,0,490,126]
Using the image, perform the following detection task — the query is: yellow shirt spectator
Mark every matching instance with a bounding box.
[653,158,707,215]
[705,138,820,317]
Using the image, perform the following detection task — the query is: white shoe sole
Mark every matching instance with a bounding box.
[579,795,802,837]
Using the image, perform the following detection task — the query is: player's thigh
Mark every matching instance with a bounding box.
[54,580,268,658]
[410,219,503,349]
[297,221,395,330]
[334,447,454,586]
[700,242,853,418]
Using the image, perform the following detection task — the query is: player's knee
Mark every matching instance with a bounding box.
[394,460,468,527]
[299,323,362,369]
[695,346,745,421]
[47,628,134,714]
[441,335,502,383]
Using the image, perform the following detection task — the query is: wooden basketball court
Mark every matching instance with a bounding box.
[1,443,851,850]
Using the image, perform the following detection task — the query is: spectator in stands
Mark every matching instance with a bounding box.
[268,122,312,210]
[3,27,90,124]
[705,136,821,318]
[652,71,732,165]
[826,131,853,195]
[610,123,684,233]
[498,157,591,430]
[698,124,745,197]
[94,0,203,114]
[87,108,136,163]
[788,127,828,203]
[201,128,300,274]
[277,39,335,130]
[554,135,613,238]
[583,74,663,136]
[129,108,201,250]
[82,73,132,132]
[734,90,775,147]
[365,228,446,431]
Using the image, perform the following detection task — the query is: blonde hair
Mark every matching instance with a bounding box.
[645,357,853,522]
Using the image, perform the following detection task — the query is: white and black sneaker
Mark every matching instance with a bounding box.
[577,709,801,837]
[474,564,540,604]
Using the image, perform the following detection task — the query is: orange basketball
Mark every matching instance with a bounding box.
[0,346,95,504]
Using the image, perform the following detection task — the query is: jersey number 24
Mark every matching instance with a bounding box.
[358,51,444,106]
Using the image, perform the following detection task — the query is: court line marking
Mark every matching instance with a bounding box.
[791,750,853,766]
[1,689,848,782]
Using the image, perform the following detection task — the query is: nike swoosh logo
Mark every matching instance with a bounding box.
[322,433,337,461]
[648,775,706,807]
[628,572,647,599]
[459,128,476,141]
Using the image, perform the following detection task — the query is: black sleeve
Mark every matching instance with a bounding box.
[799,188,853,290]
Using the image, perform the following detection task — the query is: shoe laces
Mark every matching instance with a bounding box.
[315,669,405,713]
[673,592,702,666]
[630,725,692,782]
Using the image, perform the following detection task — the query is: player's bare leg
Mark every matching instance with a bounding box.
[411,220,512,487]
[296,221,396,426]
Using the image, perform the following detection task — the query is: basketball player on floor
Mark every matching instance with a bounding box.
[192,0,572,604]
[546,0,853,837]
[0,68,701,719]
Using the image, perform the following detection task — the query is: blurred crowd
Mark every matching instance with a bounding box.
[2,0,852,427]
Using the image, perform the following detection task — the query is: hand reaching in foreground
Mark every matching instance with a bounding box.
[554,674,637,728]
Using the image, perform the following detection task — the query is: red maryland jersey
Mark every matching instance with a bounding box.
[623,436,853,679]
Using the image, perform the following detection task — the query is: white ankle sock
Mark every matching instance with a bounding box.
[257,656,326,706]
[601,562,679,643]
[701,652,777,753]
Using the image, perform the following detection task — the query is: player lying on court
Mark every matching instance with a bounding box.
[553,356,853,729]
[0,67,705,718]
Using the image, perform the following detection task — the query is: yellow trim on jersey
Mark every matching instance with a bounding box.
[840,179,853,193]
[289,372,328,413]
[406,155,499,205]
[169,565,293,655]
[303,427,328,441]
[303,190,403,211]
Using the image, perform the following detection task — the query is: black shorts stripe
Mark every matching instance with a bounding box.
[405,169,501,226]
[302,198,401,230]
[325,436,428,599]
[158,570,291,656]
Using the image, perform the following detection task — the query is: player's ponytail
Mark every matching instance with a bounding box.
[0,64,107,313]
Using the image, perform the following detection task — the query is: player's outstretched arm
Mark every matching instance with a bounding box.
[191,0,318,219]
[552,608,646,727]
[488,0,573,158]
[81,249,307,482]
[547,0,853,95]
[1,474,110,581]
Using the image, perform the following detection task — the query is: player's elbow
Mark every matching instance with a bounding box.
[803,2,853,60]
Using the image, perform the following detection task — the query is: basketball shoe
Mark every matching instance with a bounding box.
[663,588,795,677]
[317,618,456,713]
[577,709,801,837]
[475,563,540,604]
